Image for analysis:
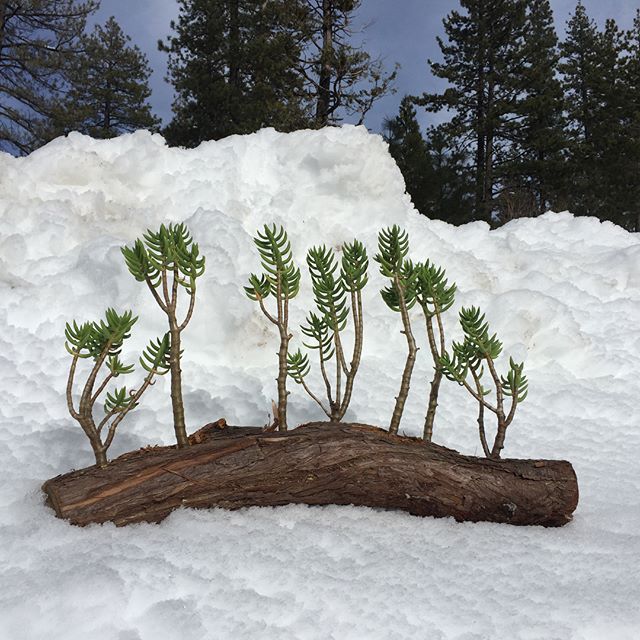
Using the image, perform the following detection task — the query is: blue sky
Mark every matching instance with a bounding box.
[91,0,639,133]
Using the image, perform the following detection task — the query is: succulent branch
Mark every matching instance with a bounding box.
[439,306,528,459]
[375,226,419,435]
[414,260,457,442]
[65,309,170,467]
[288,239,368,423]
[245,224,300,431]
[121,223,205,448]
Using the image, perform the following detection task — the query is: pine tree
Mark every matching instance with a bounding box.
[503,0,567,218]
[560,4,627,226]
[55,17,160,139]
[425,126,474,225]
[0,0,98,154]
[618,10,640,231]
[160,0,309,147]
[383,97,434,216]
[300,0,397,127]
[384,97,472,225]
[416,0,527,223]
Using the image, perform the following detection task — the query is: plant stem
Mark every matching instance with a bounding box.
[389,274,418,435]
[422,312,441,442]
[337,289,363,422]
[470,368,491,457]
[169,318,189,447]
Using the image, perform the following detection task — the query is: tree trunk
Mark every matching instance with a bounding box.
[315,0,333,127]
[42,421,579,528]
[228,0,240,127]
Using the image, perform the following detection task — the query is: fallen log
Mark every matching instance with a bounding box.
[42,421,579,527]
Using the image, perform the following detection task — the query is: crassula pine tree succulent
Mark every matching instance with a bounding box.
[439,306,528,459]
[121,223,205,448]
[65,308,170,467]
[245,224,300,431]
[375,226,420,435]
[287,239,368,421]
[413,260,456,441]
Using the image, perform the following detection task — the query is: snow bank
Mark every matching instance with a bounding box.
[0,127,639,639]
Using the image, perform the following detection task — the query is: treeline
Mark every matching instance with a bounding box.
[0,2,158,153]
[386,0,640,231]
[0,0,394,153]
[1,1,638,231]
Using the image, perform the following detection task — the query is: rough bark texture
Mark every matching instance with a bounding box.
[42,421,579,528]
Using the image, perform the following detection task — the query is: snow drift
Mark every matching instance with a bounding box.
[0,126,639,639]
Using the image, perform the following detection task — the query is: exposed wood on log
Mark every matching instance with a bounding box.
[42,421,579,528]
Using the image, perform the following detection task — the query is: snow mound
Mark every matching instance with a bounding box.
[0,127,639,639]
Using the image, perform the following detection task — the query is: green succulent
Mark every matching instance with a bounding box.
[374,224,409,278]
[245,224,300,300]
[140,333,171,375]
[65,308,137,360]
[121,223,205,294]
[340,239,369,293]
[287,349,311,384]
[414,260,456,317]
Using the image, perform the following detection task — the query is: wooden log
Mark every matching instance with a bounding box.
[42,421,579,527]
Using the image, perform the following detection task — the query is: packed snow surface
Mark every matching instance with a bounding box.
[0,127,639,640]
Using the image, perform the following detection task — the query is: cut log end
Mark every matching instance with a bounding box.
[42,421,579,528]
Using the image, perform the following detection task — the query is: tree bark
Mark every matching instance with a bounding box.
[315,0,333,126]
[42,421,579,528]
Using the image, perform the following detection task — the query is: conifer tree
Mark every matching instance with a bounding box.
[383,97,435,217]
[299,0,396,127]
[618,10,640,231]
[503,0,567,217]
[425,126,474,224]
[160,0,309,146]
[415,0,527,223]
[559,4,627,226]
[0,0,98,154]
[55,17,160,139]
[384,98,472,225]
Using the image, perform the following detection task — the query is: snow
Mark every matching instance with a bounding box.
[0,126,639,639]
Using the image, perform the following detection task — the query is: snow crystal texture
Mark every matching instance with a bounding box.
[0,127,639,639]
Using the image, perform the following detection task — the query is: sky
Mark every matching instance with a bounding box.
[91,0,640,134]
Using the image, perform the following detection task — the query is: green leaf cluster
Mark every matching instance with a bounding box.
[307,245,348,331]
[440,306,527,403]
[287,349,310,384]
[121,223,205,294]
[380,260,419,312]
[341,240,369,293]
[300,312,335,362]
[501,358,529,402]
[106,355,135,376]
[65,309,137,360]
[459,306,503,360]
[140,333,171,375]
[104,386,138,414]
[414,260,456,317]
[244,225,300,300]
[374,225,410,278]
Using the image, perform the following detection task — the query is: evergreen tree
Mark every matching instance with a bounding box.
[416,0,527,224]
[299,0,397,127]
[55,17,160,139]
[425,126,474,224]
[503,0,567,218]
[160,0,309,147]
[384,97,471,225]
[618,10,640,231]
[0,0,98,154]
[383,97,434,215]
[560,4,627,226]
